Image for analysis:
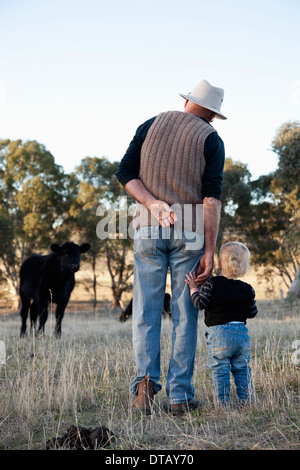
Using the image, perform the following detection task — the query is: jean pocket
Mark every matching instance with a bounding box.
[209,334,232,360]
[134,227,157,258]
[238,334,251,361]
[177,231,204,258]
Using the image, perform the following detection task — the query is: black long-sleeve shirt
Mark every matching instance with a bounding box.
[191,276,258,327]
[116,115,225,201]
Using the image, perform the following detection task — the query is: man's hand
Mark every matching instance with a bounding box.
[147,200,178,228]
[124,180,177,228]
[194,197,221,285]
[195,251,214,285]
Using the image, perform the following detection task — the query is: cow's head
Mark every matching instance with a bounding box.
[119,311,129,322]
[51,242,91,273]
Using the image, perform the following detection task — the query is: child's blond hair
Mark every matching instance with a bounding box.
[219,242,250,279]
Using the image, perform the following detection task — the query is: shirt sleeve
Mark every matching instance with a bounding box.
[247,286,258,318]
[191,278,213,310]
[202,131,225,200]
[115,116,156,187]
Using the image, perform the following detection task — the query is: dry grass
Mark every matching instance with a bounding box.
[0,299,299,450]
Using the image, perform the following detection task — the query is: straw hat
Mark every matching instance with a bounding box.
[180,79,227,120]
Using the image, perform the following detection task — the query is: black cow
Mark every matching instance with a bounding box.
[19,242,90,338]
[119,293,171,322]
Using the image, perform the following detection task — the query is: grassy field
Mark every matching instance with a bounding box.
[0,297,299,451]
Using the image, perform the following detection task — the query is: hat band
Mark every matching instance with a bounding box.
[190,97,221,112]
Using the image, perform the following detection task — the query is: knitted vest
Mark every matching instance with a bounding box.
[133,111,216,232]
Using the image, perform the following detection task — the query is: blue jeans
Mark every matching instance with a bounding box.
[130,226,204,404]
[206,323,255,405]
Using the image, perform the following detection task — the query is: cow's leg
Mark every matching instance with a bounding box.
[54,301,68,338]
[37,301,48,336]
[20,293,30,337]
[30,301,38,334]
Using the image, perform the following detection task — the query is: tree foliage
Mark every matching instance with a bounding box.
[0,139,70,304]
[271,121,300,191]
[218,158,252,250]
[0,119,298,307]
[70,156,134,309]
[220,122,299,290]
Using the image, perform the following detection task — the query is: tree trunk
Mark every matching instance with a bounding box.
[10,296,20,311]
[92,272,97,313]
[288,266,300,299]
[91,256,97,313]
[111,286,122,309]
[4,276,20,310]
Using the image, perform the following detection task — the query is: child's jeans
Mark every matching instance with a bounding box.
[205,323,254,405]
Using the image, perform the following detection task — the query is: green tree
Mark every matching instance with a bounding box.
[270,121,300,294]
[0,211,18,302]
[220,122,300,292]
[71,156,134,309]
[246,174,295,289]
[218,158,252,250]
[0,139,69,307]
[271,121,300,191]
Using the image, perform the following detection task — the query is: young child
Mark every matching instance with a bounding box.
[185,241,258,406]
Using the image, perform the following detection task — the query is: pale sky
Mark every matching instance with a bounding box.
[0,0,299,180]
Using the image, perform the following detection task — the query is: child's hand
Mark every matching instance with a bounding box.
[185,271,198,291]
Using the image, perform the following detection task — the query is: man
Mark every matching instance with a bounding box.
[116,79,226,415]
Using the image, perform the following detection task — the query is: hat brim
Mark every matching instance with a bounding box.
[179,93,227,120]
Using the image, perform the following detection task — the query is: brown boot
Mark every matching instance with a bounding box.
[132,376,155,415]
[170,398,200,415]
